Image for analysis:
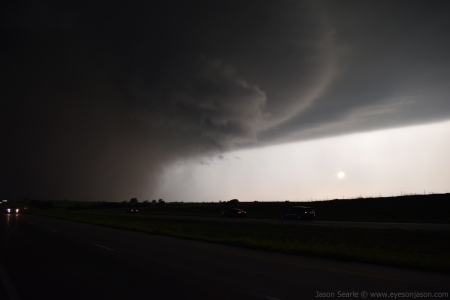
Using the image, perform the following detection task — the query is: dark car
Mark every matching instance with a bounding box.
[222,208,247,218]
[279,206,315,220]
[126,208,139,214]
[6,207,19,214]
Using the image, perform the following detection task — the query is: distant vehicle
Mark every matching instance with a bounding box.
[126,208,139,214]
[222,208,247,218]
[279,206,315,220]
[6,207,19,214]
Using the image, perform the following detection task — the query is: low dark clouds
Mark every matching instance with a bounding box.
[259,1,450,142]
[2,0,450,200]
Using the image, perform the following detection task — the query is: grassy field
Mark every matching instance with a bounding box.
[132,194,450,223]
[24,193,450,223]
[29,209,450,273]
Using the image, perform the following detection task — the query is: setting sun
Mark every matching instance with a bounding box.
[337,171,345,179]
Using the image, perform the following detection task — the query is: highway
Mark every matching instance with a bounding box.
[84,212,450,231]
[1,214,449,300]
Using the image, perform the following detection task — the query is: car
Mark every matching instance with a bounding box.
[126,208,139,214]
[279,206,315,220]
[6,207,19,214]
[221,208,247,218]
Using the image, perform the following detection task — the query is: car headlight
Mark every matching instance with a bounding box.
[16,209,19,213]
[7,209,10,213]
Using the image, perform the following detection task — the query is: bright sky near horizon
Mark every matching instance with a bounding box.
[154,120,450,202]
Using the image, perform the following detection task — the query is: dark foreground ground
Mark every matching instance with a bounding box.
[1,214,449,300]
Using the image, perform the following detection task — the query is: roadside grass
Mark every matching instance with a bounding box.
[58,193,450,223]
[29,210,450,273]
[26,193,450,223]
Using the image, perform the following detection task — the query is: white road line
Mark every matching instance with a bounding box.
[0,259,21,300]
[93,243,114,251]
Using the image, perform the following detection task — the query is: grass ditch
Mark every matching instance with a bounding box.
[30,210,450,273]
[42,193,450,223]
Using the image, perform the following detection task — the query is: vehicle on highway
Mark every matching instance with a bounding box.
[279,206,315,220]
[126,208,139,214]
[222,208,247,218]
[6,207,19,214]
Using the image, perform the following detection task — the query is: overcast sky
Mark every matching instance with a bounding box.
[2,0,449,201]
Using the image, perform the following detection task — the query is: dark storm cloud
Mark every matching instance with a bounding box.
[259,1,450,143]
[2,0,449,200]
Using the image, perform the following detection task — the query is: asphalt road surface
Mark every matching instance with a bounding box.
[1,214,449,300]
[89,212,450,230]
[213,217,450,230]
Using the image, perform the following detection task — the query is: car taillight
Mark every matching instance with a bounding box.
[238,211,241,214]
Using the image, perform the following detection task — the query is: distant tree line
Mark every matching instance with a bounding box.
[128,198,166,206]
[66,198,166,210]
[22,198,238,210]
[227,199,239,204]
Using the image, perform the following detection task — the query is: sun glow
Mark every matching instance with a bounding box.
[154,120,450,202]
